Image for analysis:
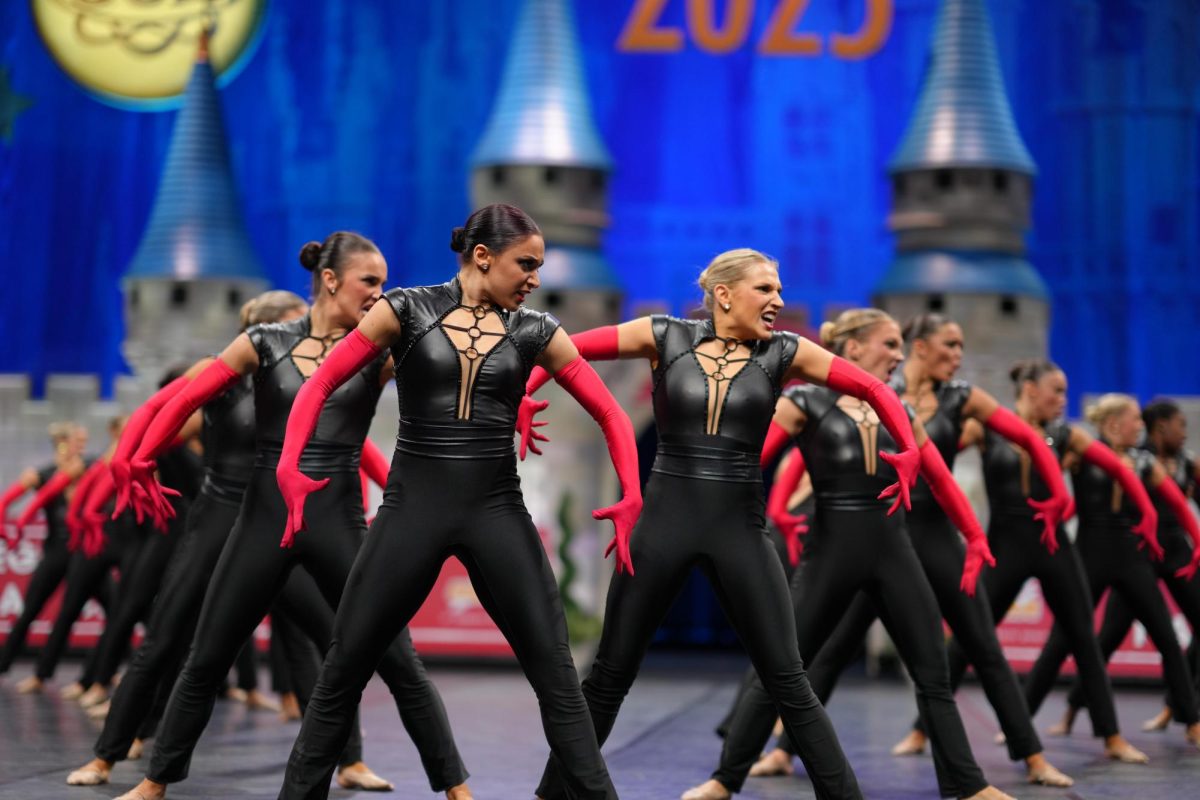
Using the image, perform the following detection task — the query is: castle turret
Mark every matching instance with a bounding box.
[875,0,1048,398]
[121,34,266,385]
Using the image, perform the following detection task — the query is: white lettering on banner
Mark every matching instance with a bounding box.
[0,583,24,618]
[80,598,105,621]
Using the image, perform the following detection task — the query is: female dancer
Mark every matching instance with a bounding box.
[111,233,471,800]
[1021,393,1200,744]
[1055,398,1200,740]
[271,204,638,800]
[527,269,938,800]
[740,312,1075,787]
[680,308,1011,800]
[0,423,88,681]
[897,360,1164,763]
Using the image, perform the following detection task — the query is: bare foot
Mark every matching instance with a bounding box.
[16,676,44,694]
[445,783,473,799]
[891,729,927,756]
[127,738,144,760]
[59,681,84,699]
[242,689,281,713]
[336,762,394,791]
[1025,753,1073,787]
[1046,705,1077,736]
[1185,722,1200,748]
[1142,706,1172,732]
[748,748,793,777]
[86,699,111,719]
[224,687,248,703]
[680,779,732,800]
[963,788,1016,800]
[78,684,109,708]
[66,758,113,786]
[993,731,1007,746]
[114,778,166,800]
[279,691,301,721]
[1104,735,1149,764]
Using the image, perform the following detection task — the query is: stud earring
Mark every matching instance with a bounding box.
[328,287,336,296]
[723,303,731,312]
[480,263,489,272]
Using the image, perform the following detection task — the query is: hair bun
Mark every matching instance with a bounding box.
[298,241,322,271]
[449,227,467,253]
[817,321,836,348]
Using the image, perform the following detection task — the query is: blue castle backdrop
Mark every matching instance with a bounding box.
[1,0,1197,410]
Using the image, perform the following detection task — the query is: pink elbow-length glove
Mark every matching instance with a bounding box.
[111,375,188,521]
[1081,441,1162,560]
[1,479,29,548]
[13,470,74,542]
[549,356,642,575]
[1153,477,1200,581]
[277,329,382,548]
[80,466,116,559]
[919,440,994,596]
[824,358,920,515]
[65,461,106,552]
[985,407,1074,553]
[518,326,621,460]
[766,450,810,567]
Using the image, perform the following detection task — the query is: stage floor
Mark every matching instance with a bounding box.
[1,653,1197,799]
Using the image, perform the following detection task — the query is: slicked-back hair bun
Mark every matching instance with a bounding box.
[452,204,540,264]
[297,232,380,296]
[819,308,894,356]
[449,227,468,253]
[299,241,322,271]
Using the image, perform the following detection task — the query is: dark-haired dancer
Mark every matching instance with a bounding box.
[1021,393,1200,747]
[275,204,639,800]
[112,233,470,800]
[1053,398,1200,743]
[680,308,1011,800]
[0,423,88,687]
[742,312,1074,787]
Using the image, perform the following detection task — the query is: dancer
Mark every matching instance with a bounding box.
[527,267,942,800]
[679,307,1012,800]
[1058,399,1200,735]
[111,233,470,800]
[1023,393,1200,746]
[0,423,88,679]
[757,313,1073,785]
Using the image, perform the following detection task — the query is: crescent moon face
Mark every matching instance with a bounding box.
[32,0,268,110]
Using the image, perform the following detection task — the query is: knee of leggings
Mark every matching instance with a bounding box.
[582,657,636,709]
[908,663,954,700]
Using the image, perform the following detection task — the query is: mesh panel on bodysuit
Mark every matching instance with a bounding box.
[438,305,506,420]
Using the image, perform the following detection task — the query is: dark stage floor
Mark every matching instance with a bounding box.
[1,653,1197,799]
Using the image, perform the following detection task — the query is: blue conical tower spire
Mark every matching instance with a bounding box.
[471,0,612,170]
[889,0,1034,175]
[124,34,264,280]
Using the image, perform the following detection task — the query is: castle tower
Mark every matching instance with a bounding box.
[121,34,266,386]
[874,0,1048,399]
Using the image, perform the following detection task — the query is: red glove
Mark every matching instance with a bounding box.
[0,479,28,522]
[111,376,188,520]
[360,436,392,489]
[520,326,621,459]
[985,406,1073,553]
[824,357,919,514]
[767,450,809,567]
[551,356,642,575]
[13,470,74,540]
[1081,441,1162,560]
[65,460,107,549]
[919,440,994,596]
[1150,477,1200,581]
[761,420,791,469]
[79,466,115,559]
[277,329,382,547]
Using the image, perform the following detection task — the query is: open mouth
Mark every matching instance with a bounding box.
[761,310,778,329]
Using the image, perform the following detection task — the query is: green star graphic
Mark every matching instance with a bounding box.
[0,67,35,145]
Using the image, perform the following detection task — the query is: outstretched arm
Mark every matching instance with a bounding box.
[1147,464,1200,580]
[278,301,400,547]
[65,460,106,553]
[766,449,809,567]
[964,387,1074,552]
[110,374,190,519]
[12,470,75,541]
[534,329,642,574]
[787,339,919,514]
[1069,427,1162,559]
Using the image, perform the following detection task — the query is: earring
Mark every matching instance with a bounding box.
[328,287,336,296]
[480,263,490,272]
[723,303,731,312]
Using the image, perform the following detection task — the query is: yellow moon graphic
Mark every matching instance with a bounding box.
[31,0,267,108]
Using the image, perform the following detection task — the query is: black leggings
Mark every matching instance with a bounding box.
[35,518,133,681]
[1024,524,1199,724]
[1065,528,1200,719]
[0,536,71,673]
[791,508,1041,762]
[938,512,1120,736]
[716,507,985,799]
[538,472,858,800]
[280,452,615,800]
[144,469,465,792]
[89,501,185,687]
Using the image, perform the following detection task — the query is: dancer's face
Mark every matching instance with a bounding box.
[322,251,387,327]
[475,235,544,311]
[913,322,963,382]
[714,261,783,340]
[845,320,904,382]
[69,426,89,457]
[1106,404,1144,449]
[1026,370,1067,424]
[1157,412,1187,454]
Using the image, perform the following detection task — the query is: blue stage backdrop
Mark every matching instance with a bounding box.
[0,0,1197,408]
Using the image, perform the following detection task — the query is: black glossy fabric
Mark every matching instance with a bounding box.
[715,384,986,798]
[35,462,71,547]
[248,315,388,471]
[0,538,70,673]
[889,376,972,511]
[201,375,257,503]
